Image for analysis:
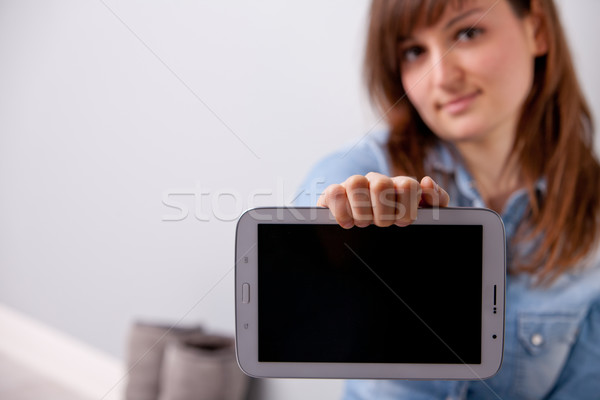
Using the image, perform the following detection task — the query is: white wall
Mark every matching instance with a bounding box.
[0,1,598,399]
[556,0,600,144]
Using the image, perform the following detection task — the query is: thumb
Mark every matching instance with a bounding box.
[419,176,450,207]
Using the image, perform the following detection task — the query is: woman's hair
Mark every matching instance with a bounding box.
[365,0,600,283]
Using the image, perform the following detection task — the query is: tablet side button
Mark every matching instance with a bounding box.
[242,283,250,304]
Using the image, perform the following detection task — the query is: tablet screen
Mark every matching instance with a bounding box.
[258,224,482,364]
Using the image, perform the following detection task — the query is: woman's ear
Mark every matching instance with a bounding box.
[529,0,549,56]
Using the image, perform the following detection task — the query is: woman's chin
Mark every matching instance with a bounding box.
[435,128,489,144]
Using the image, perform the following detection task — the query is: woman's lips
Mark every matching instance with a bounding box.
[440,91,481,115]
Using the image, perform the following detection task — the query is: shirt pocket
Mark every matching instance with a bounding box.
[515,312,581,399]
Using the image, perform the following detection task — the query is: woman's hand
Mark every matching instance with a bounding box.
[317,173,449,229]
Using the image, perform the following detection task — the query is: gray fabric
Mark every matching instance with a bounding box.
[124,321,204,400]
[158,334,249,400]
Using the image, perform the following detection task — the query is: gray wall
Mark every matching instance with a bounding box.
[0,0,598,398]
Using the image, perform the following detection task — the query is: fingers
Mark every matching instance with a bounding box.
[390,176,421,227]
[318,184,354,229]
[345,175,373,227]
[367,172,396,227]
[419,176,450,208]
[318,174,449,228]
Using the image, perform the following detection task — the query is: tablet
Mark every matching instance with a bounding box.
[235,207,505,380]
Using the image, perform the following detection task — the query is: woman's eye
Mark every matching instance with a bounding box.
[456,27,483,42]
[402,46,425,63]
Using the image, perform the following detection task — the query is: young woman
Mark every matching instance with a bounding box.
[295,0,600,398]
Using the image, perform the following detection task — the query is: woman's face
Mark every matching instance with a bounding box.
[399,0,545,147]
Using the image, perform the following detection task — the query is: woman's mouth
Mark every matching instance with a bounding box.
[440,91,481,115]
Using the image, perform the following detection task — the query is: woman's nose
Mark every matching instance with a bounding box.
[429,48,464,91]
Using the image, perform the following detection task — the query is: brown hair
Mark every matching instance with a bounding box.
[365,0,600,283]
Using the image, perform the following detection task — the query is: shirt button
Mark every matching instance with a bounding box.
[531,333,544,346]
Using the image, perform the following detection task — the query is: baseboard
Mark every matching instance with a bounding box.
[0,303,125,400]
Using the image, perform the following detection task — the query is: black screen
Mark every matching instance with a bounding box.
[258,224,482,364]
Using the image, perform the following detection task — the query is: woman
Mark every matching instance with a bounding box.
[295,0,600,398]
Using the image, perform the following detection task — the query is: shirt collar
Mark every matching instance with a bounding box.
[426,140,546,197]
[426,140,546,238]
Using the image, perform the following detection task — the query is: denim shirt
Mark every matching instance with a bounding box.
[295,131,600,400]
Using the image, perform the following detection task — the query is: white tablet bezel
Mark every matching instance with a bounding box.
[235,207,505,380]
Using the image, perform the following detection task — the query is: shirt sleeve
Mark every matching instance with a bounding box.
[544,297,600,400]
[293,133,391,207]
